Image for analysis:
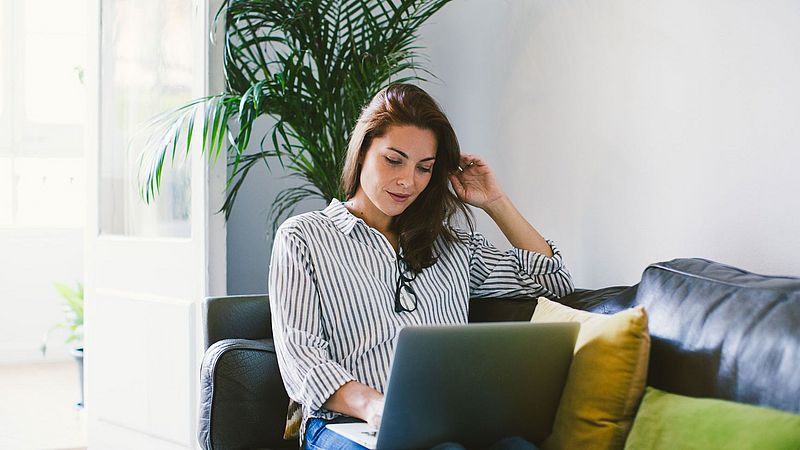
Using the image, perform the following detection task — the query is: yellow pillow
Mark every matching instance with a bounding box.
[531,298,650,450]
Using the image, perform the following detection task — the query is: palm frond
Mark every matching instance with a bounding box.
[137,0,453,224]
[268,184,326,233]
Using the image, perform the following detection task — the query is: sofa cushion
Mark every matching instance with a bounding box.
[531,298,650,450]
[624,387,800,450]
[625,258,800,414]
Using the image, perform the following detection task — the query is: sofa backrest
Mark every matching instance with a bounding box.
[628,258,800,414]
[204,294,271,349]
[204,259,800,415]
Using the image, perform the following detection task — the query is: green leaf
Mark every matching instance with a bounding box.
[53,281,83,321]
[137,0,453,223]
[45,281,84,354]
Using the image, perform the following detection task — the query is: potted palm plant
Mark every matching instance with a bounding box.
[42,281,85,408]
[137,0,453,230]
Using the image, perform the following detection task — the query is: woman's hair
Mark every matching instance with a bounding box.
[341,83,473,273]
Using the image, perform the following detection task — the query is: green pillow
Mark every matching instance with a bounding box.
[625,387,800,450]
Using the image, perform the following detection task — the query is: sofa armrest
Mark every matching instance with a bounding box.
[559,285,639,314]
[204,295,271,349]
[199,338,295,450]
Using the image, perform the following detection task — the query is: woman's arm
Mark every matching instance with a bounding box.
[270,225,358,414]
[323,381,385,428]
[449,153,552,257]
[483,194,553,257]
[449,153,573,298]
[270,223,387,428]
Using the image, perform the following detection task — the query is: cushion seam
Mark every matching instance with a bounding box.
[646,263,800,289]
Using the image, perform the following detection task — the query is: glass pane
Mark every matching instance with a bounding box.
[23,0,87,125]
[14,157,85,227]
[99,0,194,237]
[20,0,86,156]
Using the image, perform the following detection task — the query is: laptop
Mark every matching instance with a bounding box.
[326,321,579,450]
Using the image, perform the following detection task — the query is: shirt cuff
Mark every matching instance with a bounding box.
[302,362,357,411]
[513,239,565,275]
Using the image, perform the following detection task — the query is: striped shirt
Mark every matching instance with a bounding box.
[268,198,574,436]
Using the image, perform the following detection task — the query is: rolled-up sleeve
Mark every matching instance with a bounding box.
[459,230,575,299]
[268,224,356,410]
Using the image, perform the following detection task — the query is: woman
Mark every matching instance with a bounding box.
[269,83,574,450]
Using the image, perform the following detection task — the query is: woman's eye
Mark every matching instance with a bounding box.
[418,166,433,173]
[385,157,401,165]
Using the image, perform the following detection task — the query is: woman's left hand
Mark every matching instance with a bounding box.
[448,154,506,210]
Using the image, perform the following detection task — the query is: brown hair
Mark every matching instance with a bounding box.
[341,83,473,273]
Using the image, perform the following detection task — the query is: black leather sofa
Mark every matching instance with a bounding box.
[198,258,800,450]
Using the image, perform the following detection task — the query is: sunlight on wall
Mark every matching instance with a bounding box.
[14,158,85,227]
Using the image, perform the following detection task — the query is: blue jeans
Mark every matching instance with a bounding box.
[304,418,540,450]
[305,417,368,450]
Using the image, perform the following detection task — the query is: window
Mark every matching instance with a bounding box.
[0,0,87,228]
[23,0,87,128]
[98,0,193,237]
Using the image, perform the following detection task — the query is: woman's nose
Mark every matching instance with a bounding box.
[397,167,414,188]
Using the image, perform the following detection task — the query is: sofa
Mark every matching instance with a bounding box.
[198,258,800,449]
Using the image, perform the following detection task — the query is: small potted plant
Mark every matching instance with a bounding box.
[41,281,85,408]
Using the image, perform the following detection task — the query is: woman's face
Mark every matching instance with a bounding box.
[355,124,437,223]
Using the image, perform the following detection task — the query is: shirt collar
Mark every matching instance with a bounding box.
[323,198,362,235]
[323,198,405,258]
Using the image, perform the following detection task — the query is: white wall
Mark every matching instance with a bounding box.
[228,0,800,291]
[417,0,800,288]
[226,116,325,295]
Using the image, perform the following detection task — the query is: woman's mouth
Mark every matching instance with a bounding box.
[388,192,411,202]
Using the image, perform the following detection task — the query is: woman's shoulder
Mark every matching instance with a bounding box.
[433,225,494,259]
[433,224,479,254]
[276,210,334,238]
[440,223,481,243]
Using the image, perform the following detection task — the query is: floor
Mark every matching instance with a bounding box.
[0,361,87,450]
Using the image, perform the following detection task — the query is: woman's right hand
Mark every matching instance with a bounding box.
[365,396,385,429]
[322,381,385,428]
